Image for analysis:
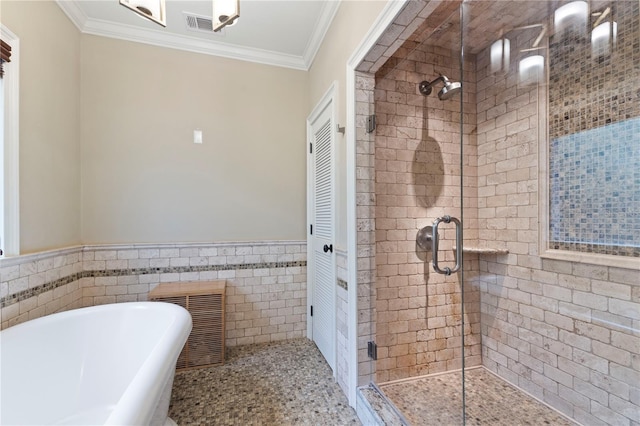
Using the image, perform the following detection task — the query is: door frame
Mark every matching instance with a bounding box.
[1,24,20,257]
[306,81,338,374]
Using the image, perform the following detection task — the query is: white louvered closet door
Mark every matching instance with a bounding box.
[309,101,336,371]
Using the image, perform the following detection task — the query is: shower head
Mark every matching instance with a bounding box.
[418,74,462,100]
[438,80,462,100]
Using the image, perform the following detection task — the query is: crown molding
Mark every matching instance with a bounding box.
[83,18,308,70]
[55,0,88,31]
[55,0,341,71]
[303,0,341,69]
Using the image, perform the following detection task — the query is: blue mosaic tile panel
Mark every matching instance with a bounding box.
[550,117,640,254]
[548,1,639,257]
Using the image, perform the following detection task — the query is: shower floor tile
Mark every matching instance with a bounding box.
[169,338,360,426]
[379,368,576,426]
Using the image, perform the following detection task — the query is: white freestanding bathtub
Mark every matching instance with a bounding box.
[0,302,192,425]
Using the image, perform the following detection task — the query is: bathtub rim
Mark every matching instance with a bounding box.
[0,301,192,426]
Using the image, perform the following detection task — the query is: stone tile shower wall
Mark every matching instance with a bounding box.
[373,42,481,383]
[353,0,637,423]
[475,13,640,426]
[548,0,640,257]
[1,241,307,348]
[353,0,468,389]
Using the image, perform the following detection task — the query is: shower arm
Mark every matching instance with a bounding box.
[418,75,448,96]
[427,75,447,88]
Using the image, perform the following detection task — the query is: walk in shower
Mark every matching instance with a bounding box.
[355,1,639,424]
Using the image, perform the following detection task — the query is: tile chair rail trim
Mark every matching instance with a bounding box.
[1,260,307,309]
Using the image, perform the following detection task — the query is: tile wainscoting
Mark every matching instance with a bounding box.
[0,247,84,327]
[336,249,350,398]
[0,241,307,347]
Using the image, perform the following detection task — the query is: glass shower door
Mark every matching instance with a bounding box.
[461,1,638,424]
[368,4,468,424]
[362,0,637,424]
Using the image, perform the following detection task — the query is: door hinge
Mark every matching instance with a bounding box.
[309,143,313,154]
[310,305,313,316]
[310,224,313,235]
[368,341,377,360]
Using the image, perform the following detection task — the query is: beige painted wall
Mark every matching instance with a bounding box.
[80,36,309,244]
[1,0,386,252]
[2,0,82,253]
[309,0,387,249]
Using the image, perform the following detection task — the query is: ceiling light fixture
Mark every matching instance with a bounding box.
[591,20,617,58]
[213,0,240,32]
[518,55,545,86]
[490,37,510,74]
[554,1,589,35]
[119,0,166,27]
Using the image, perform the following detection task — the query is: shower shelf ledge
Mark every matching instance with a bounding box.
[454,246,509,255]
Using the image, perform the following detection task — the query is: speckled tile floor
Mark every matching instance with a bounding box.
[169,338,360,426]
[379,367,576,426]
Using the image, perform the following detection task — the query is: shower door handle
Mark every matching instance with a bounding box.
[431,215,462,276]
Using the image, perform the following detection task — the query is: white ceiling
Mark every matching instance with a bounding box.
[55,0,341,70]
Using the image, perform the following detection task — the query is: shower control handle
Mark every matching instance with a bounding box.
[432,215,462,276]
[323,244,333,253]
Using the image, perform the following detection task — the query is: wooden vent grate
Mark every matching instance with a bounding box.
[149,281,226,370]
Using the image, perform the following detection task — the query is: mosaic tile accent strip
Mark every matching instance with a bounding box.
[169,338,360,425]
[379,368,577,426]
[0,272,83,308]
[337,278,348,290]
[0,260,306,309]
[87,260,306,277]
